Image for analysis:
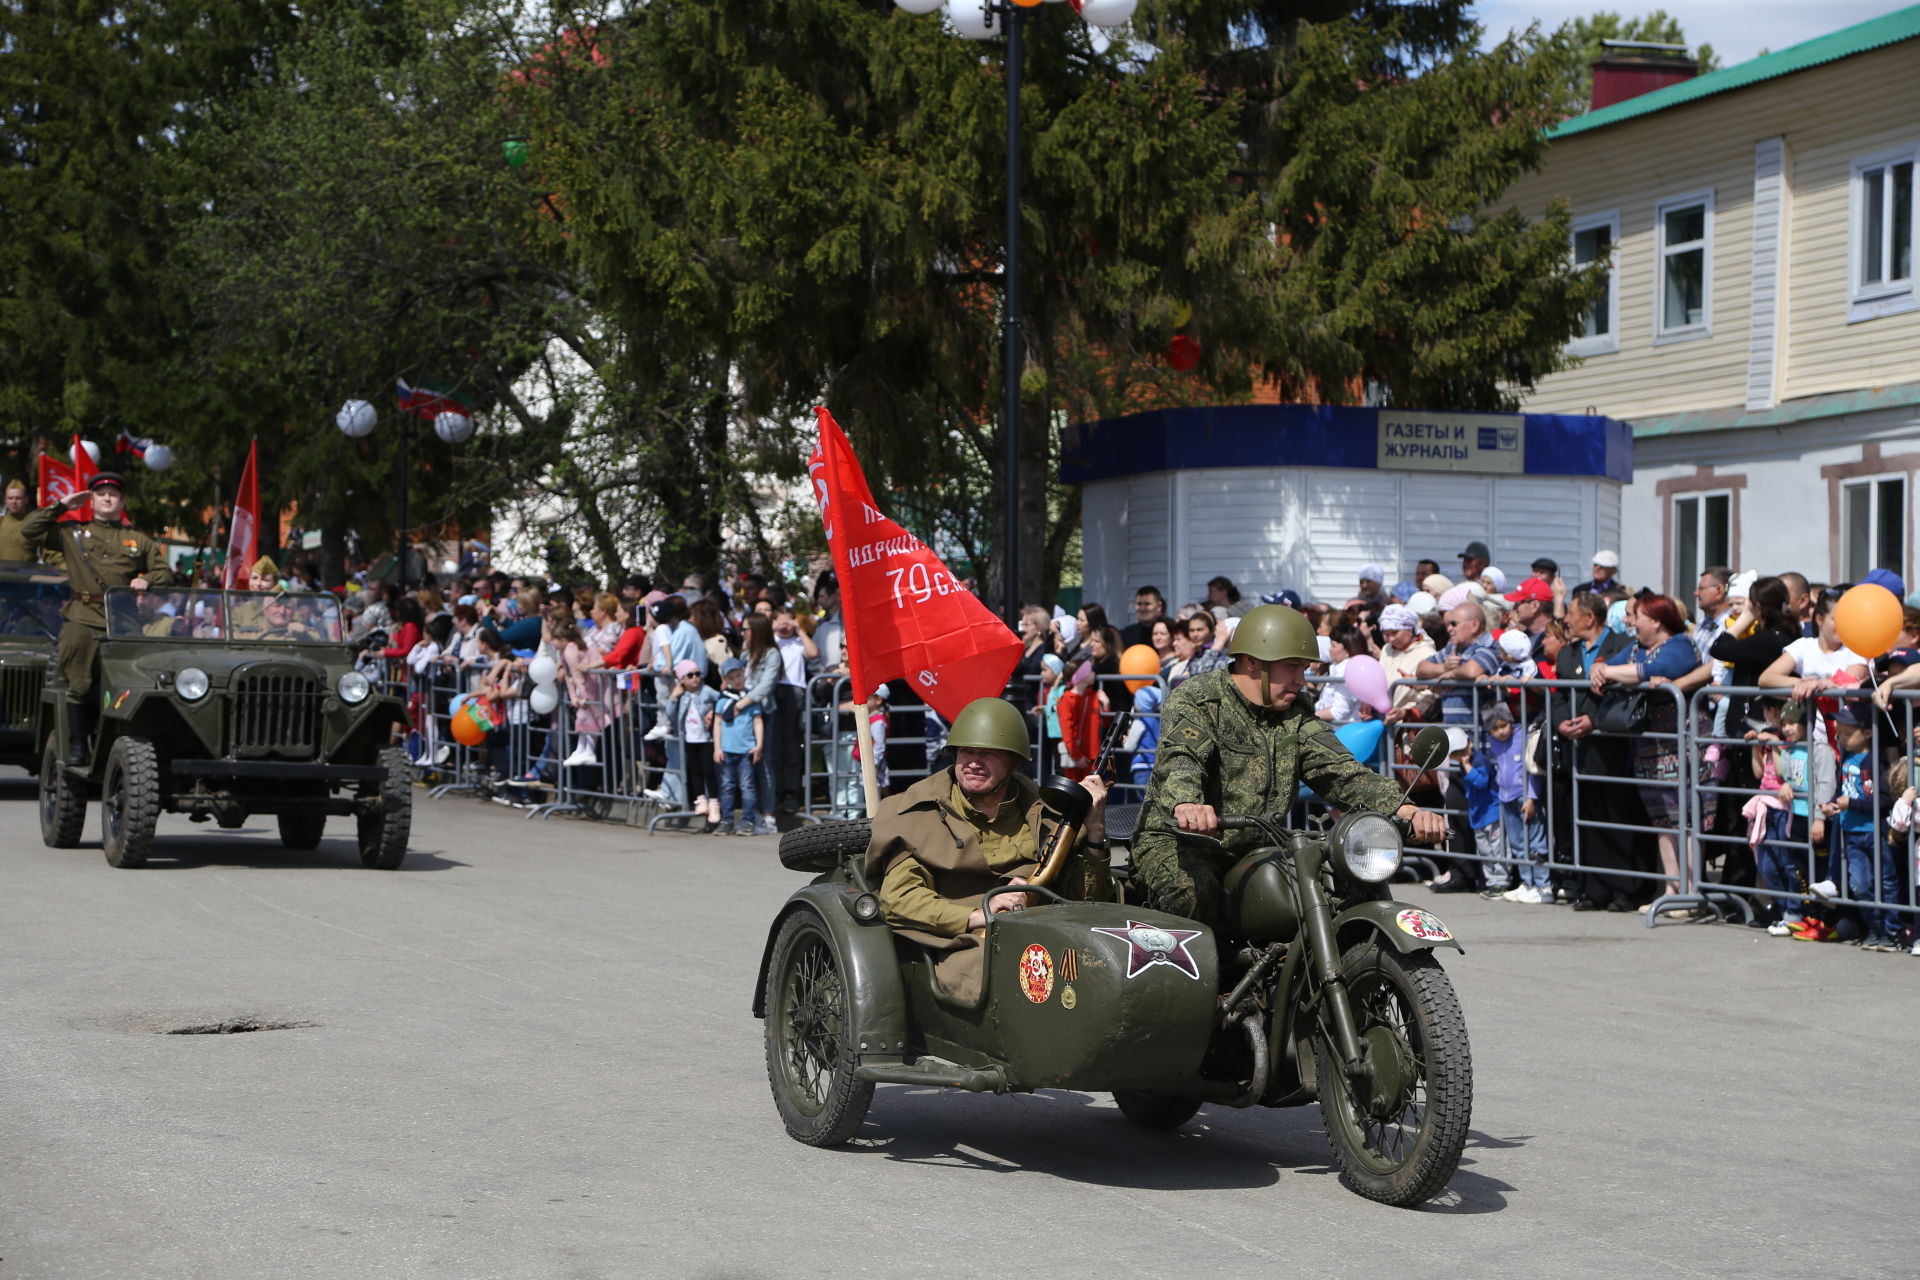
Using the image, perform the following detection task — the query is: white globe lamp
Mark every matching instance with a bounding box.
[336,399,377,439]
[945,0,996,39]
[433,411,475,444]
[142,444,174,472]
[1077,0,1137,25]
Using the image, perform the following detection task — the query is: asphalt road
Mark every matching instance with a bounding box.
[2,771,1916,1279]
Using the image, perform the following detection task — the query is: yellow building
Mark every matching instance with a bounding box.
[1501,8,1920,594]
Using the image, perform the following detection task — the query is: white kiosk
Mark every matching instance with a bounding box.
[1064,404,1634,607]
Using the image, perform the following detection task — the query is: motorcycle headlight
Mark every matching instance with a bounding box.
[176,667,210,702]
[337,671,372,704]
[1335,811,1403,883]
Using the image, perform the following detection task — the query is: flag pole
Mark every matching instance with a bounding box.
[844,633,881,819]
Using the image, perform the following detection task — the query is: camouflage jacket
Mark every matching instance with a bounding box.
[1134,668,1404,868]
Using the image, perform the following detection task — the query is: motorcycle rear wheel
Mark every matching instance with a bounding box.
[1314,942,1472,1207]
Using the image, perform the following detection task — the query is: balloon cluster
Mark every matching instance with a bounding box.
[527,654,561,716]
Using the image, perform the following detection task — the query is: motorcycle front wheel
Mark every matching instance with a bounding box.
[1313,942,1472,1207]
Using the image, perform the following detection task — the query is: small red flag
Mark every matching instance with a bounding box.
[223,440,260,589]
[809,406,1021,722]
[40,436,99,523]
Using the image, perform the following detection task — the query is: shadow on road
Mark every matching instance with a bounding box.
[838,1088,1515,1209]
[60,832,467,872]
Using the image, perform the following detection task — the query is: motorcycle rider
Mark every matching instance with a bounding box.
[1133,603,1447,927]
[865,696,1111,1002]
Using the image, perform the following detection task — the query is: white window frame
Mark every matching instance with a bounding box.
[1847,146,1918,324]
[1652,189,1714,344]
[1568,209,1620,357]
[1671,489,1733,593]
[1841,475,1907,584]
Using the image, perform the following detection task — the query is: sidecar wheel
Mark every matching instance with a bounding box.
[764,911,874,1146]
[1113,1092,1202,1131]
[1314,943,1472,1207]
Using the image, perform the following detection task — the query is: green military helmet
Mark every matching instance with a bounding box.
[1228,603,1319,664]
[946,695,1031,761]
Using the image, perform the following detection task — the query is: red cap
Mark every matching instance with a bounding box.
[1505,578,1552,604]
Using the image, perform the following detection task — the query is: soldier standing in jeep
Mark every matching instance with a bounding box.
[21,472,173,765]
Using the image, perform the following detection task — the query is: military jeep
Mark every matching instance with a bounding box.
[0,561,68,773]
[37,587,413,868]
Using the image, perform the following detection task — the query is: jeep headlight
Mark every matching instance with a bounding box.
[176,667,210,702]
[1334,812,1403,883]
[337,671,371,704]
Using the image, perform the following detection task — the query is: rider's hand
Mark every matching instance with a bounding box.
[1173,803,1219,835]
[968,877,1031,928]
[1080,774,1108,842]
[1397,804,1447,844]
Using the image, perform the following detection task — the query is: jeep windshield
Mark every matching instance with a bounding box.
[104,588,345,643]
[0,576,67,641]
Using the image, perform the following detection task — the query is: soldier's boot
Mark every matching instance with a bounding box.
[65,701,94,768]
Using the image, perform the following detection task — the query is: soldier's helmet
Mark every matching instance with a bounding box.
[1228,604,1320,664]
[946,696,1031,761]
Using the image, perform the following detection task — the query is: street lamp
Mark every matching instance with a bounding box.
[894,0,1137,624]
[335,397,474,593]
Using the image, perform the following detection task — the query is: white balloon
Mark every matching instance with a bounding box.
[433,411,474,444]
[945,0,996,39]
[1078,0,1136,25]
[142,443,174,472]
[894,0,944,12]
[72,440,101,466]
[335,399,377,438]
[527,655,558,687]
[528,684,559,715]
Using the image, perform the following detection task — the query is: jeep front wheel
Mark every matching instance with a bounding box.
[101,736,161,868]
[357,745,413,869]
[38,737,85,849]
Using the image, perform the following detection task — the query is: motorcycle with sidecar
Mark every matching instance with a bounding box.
[752,726,1473,1207]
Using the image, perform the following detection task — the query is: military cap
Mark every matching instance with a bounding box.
[3,478,26,494]
[251,555,280,578]
[87,471,126,491]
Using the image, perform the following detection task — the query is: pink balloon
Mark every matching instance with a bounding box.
[1344,654,1391,713]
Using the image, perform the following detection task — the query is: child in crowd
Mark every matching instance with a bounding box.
[849,684,891,793]
[1030,653,1066,774]
[1482,703,1551,902]
[1124,683,1166,792]
[667,658,721,829]
[1055,660,1103,782]
[1747,698,1830,935]
[1493,629,1537,682]
[1428,728,1481,894]
[1819,703,1902,951]
[1884,756,1918,952]
[712,658,765,836]
[1458,723,1509,896]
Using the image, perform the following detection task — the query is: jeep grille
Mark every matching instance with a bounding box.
[2,663,40,730]
[229,671,322,759]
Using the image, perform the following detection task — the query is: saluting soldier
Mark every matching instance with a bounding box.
[22,472,174,765]
[0,479,35,562]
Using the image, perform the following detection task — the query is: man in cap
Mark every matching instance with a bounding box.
[866,696,1111,1002]
[1132,604,1447,926]
[1572,550,1622,598]
[0,479,37,562]
[1459,541,1491,583]
[1504,578,1555,660]
[1529,556,1559,585]
[22,471,175,765]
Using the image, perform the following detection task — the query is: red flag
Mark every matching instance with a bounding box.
[809,406,1021,721]
[223,440,260,589]
[39,437,99,523]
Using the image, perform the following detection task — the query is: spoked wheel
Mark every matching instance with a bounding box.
[1314,942,1472,1207]
[100,736,161,869]
[764,911,872,1146]
[1113,1092,1203,1131]
[39,737,86,849]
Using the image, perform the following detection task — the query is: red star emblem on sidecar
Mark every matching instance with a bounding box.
[1090,920,1203,980]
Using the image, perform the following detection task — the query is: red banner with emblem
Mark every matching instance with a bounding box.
[223,440,260,589]
[809,406,1020,721]
[38,436,99,522]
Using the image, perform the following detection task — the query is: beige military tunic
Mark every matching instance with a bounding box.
[20,507,174,698]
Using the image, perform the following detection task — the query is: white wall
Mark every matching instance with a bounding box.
[1081,466,1622,608]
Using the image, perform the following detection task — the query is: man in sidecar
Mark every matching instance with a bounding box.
[864,696,1112,1002]
[1133,603,1448,927]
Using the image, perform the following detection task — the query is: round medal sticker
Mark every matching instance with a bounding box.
[1018,943,1055,1004]
[1395,908,1453,942]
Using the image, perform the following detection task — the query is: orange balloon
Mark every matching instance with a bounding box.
[450,701,490,747]
[1119,643,1161,693]
[1834,583,1902,658]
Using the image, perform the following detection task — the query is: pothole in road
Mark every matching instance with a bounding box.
[158,1018,319,1035]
